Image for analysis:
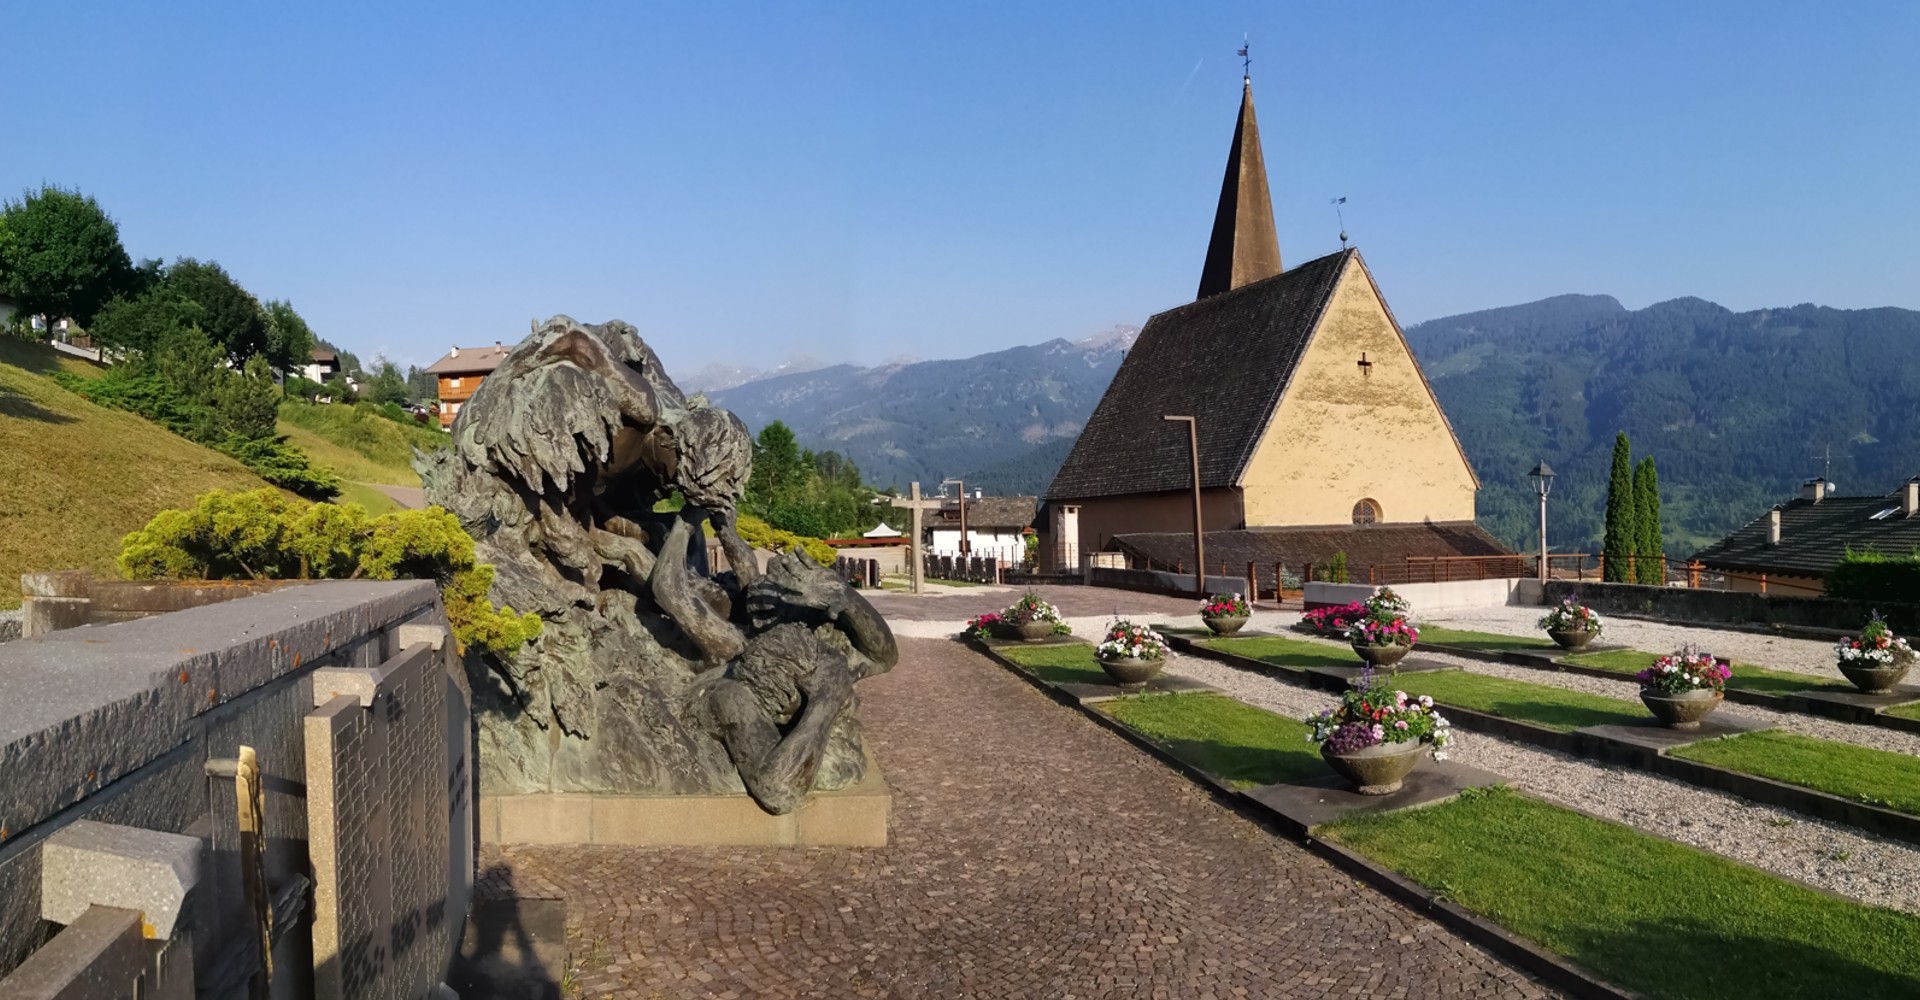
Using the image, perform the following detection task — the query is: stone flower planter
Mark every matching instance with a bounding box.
[1350,642,1410,669]
[1321,740,1424,796]
[1839,661,1911,694]
[1012,620,1055,642]
[1641,688,1723,729]
[1547,628,1598,650]
[1098,655,1163,691]
[1203,614,1249,635]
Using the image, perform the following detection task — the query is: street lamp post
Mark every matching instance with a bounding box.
[1529,462,1556,585]
[1163,415,1204,597]
[942,478,970,557]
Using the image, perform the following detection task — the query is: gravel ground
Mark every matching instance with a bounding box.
[1427,605,1841,677]
[1163,651,1920,915]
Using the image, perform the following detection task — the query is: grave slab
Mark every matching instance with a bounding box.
[1243,760,1507,837]
[1056,673,1217,703]
[1794,684,1920,718]
[1578,712,1772,754]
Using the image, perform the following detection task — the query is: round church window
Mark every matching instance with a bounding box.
[1352,499,1381,524]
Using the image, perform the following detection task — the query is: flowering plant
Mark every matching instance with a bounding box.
[1201,592,1251,617]
[1635,645,1731,694]
[1537,599,1604,636]
[1301,602,1366,637]
[1346,614,1419,648]
[964,612,1003,641]
[1004,591,1063,626]
[1835,613,1915,669]
[1096,619,1172,661]
[1366,587,1411,615]
[1305,669,1452,758]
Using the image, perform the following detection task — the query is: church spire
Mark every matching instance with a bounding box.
[1196,75,1283,299]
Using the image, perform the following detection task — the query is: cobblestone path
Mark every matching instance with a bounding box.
[481,637,1555,999]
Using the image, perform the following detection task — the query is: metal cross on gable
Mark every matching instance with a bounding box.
[889,482,947,595]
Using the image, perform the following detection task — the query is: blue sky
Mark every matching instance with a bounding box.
[4,2,1915,374]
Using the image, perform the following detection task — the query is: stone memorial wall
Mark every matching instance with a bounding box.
[0,580,473,1000]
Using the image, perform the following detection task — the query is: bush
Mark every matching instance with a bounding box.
[735,512,837,566]
[214,435,341,500]
[118,489,540,658]
[1827,547,1920,605]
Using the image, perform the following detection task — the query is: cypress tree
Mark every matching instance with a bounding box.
[1603,432,1636,582]
[1636,457,1663,585]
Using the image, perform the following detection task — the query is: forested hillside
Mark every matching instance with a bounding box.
[710,331,1133,495]
[1408,295,1920,556]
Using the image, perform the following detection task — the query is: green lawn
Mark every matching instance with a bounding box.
[1885,701,1920,722]
[1101,692,1327,789]
[1322,787,1920,999]
[1399,670,1644,732]
[1198,635,1356,673]
[994,642,1109,685]
[1563,649,1827,696]
[1670,730,1920,815]
[1416,626,1556,653]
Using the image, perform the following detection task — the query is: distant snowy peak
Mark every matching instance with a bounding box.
[681,355,828,394]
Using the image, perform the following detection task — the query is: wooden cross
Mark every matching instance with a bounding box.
[889,482,946,595]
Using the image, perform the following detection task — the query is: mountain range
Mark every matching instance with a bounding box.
[708,297,1920,557]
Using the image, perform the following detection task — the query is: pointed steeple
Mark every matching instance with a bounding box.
[1196,76,1283,299]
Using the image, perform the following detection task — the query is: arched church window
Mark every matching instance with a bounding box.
[1352,499,1381,525]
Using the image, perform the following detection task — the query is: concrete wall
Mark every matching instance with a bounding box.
[1306,578,1540,614]
[1239,261,1478,526]
[1058,488,1244,566]
[20,571,314,637]
[1543,579,1920,634]
[0,581,470,999]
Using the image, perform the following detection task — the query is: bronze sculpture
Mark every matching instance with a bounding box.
[420,316,895,814]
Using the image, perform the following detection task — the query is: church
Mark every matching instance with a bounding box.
[1041,72,1511,585]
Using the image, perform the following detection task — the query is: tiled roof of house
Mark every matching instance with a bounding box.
[930,496,1038,531]
[1109,521,1513,579]
[1045,249,1353,501]
[425,344,513,375]
[1691,488,1920,578]
[310,349,337,363]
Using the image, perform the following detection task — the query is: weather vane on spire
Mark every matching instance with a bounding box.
[1239,36,1251,79]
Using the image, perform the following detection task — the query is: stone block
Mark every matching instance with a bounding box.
[41,821,202,938]
[398,623,449,652]
[0,905,149,1000]
[1244,760,1507,837]
[496,797,596,845]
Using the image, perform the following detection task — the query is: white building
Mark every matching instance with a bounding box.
[926,495,1037,561]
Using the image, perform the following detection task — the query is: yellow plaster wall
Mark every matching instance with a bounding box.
[1239,261,1477,526]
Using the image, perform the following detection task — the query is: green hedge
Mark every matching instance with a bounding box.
[1827,548,1920,605]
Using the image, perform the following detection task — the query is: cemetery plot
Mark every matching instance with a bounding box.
[1323,787,1920,1000]
[1190,635,1357,673]
[1414,626,1560,654]
[965,633,1920,999]
[1669,731,1920,817]
[1563,648,1830,697]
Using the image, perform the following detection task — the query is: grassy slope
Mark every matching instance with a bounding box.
[1671,730,1920,815]
[276,399,448,487]
[1102,692,1326,788]
[0,340,269,607]
[1324,788,1920,999]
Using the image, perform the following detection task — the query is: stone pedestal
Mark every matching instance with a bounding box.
[479,751,890,848]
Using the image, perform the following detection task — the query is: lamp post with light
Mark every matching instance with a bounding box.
[941,478,969,556]
[1163,415,1204,596]
[1529,462,1556,585]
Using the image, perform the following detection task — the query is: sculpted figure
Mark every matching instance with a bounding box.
[420,316,895,813]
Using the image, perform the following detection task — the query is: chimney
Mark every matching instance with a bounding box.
[449,345,460,358]
[1906,477,1920,517]
[1768,506,1782,546]
[495,340,503,349]
[1800,478,1827,502]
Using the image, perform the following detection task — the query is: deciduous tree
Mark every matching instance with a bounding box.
[0,185,133,327]
[165,258,269,364]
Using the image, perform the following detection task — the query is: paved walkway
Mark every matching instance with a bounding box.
[482,636,1553,999]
